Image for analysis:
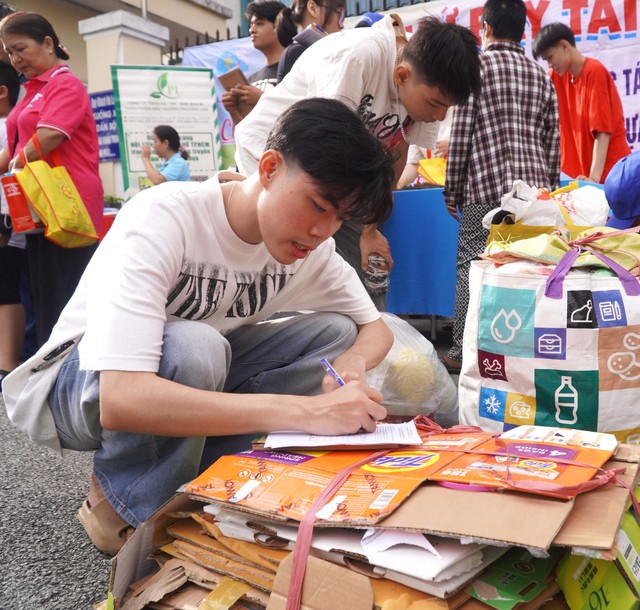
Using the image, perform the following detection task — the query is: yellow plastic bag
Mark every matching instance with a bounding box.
[16,138,98,248]
[417,157,446,186]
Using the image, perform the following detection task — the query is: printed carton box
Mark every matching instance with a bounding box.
[556,510,640,610]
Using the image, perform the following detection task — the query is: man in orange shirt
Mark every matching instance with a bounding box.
[532,22,630,184]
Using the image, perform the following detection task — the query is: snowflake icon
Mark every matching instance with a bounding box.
[484,394,501,415]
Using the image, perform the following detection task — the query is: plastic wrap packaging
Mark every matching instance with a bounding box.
[365,313,458,417]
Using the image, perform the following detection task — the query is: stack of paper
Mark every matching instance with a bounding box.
[206,504,509,598]
[119,508,493,609]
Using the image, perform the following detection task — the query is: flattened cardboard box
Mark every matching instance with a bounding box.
[110,445,640,608]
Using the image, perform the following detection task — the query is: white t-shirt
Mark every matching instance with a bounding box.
[234,15,439,174]
[3,175,379,453]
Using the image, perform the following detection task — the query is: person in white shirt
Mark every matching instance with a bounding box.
[2,98,396,556]
[234,15,481,309]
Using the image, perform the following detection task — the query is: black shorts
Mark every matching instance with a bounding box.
[0,244,25,305]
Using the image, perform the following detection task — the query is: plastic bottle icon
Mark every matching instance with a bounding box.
[554,376,578,424]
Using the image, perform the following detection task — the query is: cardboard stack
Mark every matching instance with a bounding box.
[108,425,640,610]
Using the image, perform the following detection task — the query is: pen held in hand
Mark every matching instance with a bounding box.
[320,358,345,387]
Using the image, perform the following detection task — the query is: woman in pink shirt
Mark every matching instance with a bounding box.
[0,11,103,346]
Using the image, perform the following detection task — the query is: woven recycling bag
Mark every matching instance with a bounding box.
[459,250,640,444]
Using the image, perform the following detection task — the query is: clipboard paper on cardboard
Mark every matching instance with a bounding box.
[184,432,492,526]
[262,421,422,451]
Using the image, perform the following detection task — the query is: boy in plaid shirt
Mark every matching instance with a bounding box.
[442,0,560,373]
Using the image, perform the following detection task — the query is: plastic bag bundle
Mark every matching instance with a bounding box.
[481,180,609,231]
[365,313,458,417]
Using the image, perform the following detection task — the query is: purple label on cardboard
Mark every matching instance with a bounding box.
[244,449,315,465]
[500,443,578,460]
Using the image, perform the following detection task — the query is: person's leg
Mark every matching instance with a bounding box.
[0,303,24,371]
[26,234,97,347]
[198,312,359,470]
[18,252,37,361]
[49,320,231,529]
[446,203,494,365]
[0,244,25,375]
[223,311,358,396]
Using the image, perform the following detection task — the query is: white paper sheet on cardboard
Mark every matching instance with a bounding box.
[209,505,487,584]
[263,421,422,449]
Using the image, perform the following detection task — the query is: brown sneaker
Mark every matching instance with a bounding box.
[77,476,135,555]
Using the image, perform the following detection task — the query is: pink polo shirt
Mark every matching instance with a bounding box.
[6,64,103,232]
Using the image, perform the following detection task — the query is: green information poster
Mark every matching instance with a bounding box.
[111,65,221,195]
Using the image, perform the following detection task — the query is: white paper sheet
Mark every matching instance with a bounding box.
[263,421,422,449]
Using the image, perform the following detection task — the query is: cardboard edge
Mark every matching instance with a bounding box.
[266,553,374,610]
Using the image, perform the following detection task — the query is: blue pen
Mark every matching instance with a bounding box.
[320,358,345,386]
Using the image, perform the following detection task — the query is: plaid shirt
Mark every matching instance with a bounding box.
[444,41,560,210]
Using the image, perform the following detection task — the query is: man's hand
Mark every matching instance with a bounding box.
[306,382,387,434]
[8,155,21,172]
[359,226,393,272]
[321,353,366,391]
[221,90,239,113]
[234,84,263,110]
[0,233,10,248]
[433,139,449,158]
[221,89,246,125]
[445,200,461,221]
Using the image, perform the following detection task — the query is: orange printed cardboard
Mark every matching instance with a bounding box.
[109,445,640,608]
[184,433,492,525]
[428,426,618,500]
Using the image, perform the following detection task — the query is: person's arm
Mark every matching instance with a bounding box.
[221,89,245,126]
[443,97,476,221]
[358,226,393,273]
[361,139,408,265]
[327,317,394,386]
[433,139,449,158]
[9,127,66,169]
[234,84,265,115]
[99,361,389,438]
[580,62,618,183]
[396,162,419,189]
[0,146,10,174]
[542,82,561,190]
[588,131,611,183]
[141,144,166,185]
[0,147,11,246]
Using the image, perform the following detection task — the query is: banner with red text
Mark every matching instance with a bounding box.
[380,0,639,152]
[185,0,639,166]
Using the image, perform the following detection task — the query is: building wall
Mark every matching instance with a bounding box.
[11,0,97,83]
[9,1,234,82]
[120,0,228,40]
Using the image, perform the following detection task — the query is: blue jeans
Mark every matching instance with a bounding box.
[48,312,357,527]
